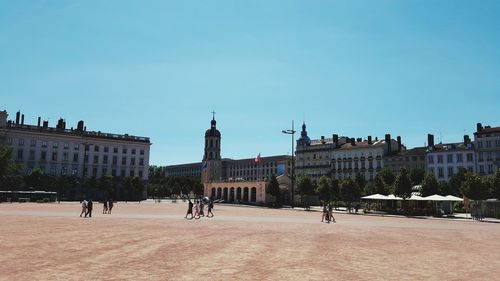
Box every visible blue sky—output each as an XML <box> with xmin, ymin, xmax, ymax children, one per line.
<box><xmin>1</xmin><ymin>1</ymin><xmax>499</xmax><ymax>165</ymax></box>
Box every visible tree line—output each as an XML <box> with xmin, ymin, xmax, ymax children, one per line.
<box><xmin>267</xmin><ymin>167</ymin><xmax>500</xmax><ymax>210</ymax></box>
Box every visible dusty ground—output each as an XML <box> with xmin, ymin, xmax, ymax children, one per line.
<box><xmin>1</xmin><ymin>202</ymin><xmax>499</xmax><ymax>281</ymax></box>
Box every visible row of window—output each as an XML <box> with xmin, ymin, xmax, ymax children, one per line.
<box><xmin>476</xmin><ymin>140</ymin><xmax>500</xmax><ymax>148</ymax></box>
<box><xmin>429</xmin><ymin>166</ymin><xmax>475</xmax><ymax>178</ymax></box>
<box><xmin>16</xmin><ymin>149</ymin><xmax>144</xmax><ymax>165</ymax></box>
<box><xmin>229</xmin><ymin>168</ymin><xmax>278</xmax><ymax>177</ymax></box>
<box><xmin>25</xmin><ymin>166</ymin><xmax>145</xmax><ymax>178</ymax></box>
<box><xmin>477</xmin><ymin>151</ymin><xmax>500</xmax><ymax>162</ymax></box>
<box><xmin>229</xmin><ymin>161</ymin><xmax>285</xmax><ymax>171</ymax></box>
<box><xmin>7</xmin><ymin>138</ymin><xmax>145</xmax><ymax>155</ymax></box>
<box><xmin>428</xmin><ymin>153</ymin><xmax>474</xmax><ymax>164</ymax></box>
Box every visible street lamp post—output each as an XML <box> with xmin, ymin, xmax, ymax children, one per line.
<box><xmin>282</xmin><ymin>121</ymin><xmax>296</xmax><ymax>209</ymax></box>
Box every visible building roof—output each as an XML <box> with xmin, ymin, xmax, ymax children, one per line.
<box><xmin>3</xmin><ymin>123</ymin><xmax>150</xmax><ymax>144</ymax></box>
<box><xmin>427</xmin><ymin>142</ymin><xmax>473</xmax><ymax>152</ymax></box>
<box><xmin>475</xmin><ymin>126</ymin><xmax>500</xmax><ymax>135</ymax></box>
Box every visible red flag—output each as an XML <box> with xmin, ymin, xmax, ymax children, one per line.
<box><xmin>255</xmin><ymin>153</ymin><xmax>261</xmax><ymax>163</ymax></box>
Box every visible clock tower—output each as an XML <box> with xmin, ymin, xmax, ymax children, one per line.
<box><xmin>201</xmin><ymin>112</ymin><xmax>222</xmax><ymax>183</ymax></box>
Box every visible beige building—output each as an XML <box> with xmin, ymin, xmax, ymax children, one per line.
<box><xmin>475</xmin><ymin>123</ymin><xmax>500</xmax><ymax>175</ymax></box>
<box><xmin>384</xmin><ymin>147</ymin><xmax>426</xmax><ymax>173</ymax></box>
<box><xmin>295</xmin><ymin>122</ymin><xmax>402</xmax><ymax>181</ymax></box>
<box><xmin>203</xmin><ymin>175</ymin><xmax>292</xmax><ymax>204</ymax></box>
<box><xmin>0</xmin><ymin>110</ymin><xmax>151</xmax><ymax>180</ymax></box>
<box><xmin>164</xmin><ymin>114</ymin><xmax>293</xmax><ymax>204</ymax></box>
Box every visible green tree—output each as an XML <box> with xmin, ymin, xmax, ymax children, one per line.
<box><xmin>130</xmin><ymin>176</ymin><xmax>145</xmax><ymax>201</ymax></box>
<box><xmin>330</xmin><ymin>178</ymin><xmax>341</xmax><ymax>208</ymax></box>
<box><xmin>0</xmin><ymin>145</ymin><xmax>22</xmax><ymax>190</ymax></box>
<box><xmin>393</xmin><ymin>169</ymin><xmax>412</xmax><ymax>213</ymax></box>
<box><xmin>448</xmin><ymin>169</ymin><xmax>467</xmax><ymax>196</ymax></box>
<box><xmin>492</xmin><ymin>170</ymin><xmax>500</xmax><ymax>200</ymax></box>
<box><xmin>461</xmin><ymin>173</ymin><xmax>489</xmax><ymax>219</ymax></box>
<box><xmin>98</xmin><ymin>174</ymin><xmax>114</xmax><ymax>200</ymax></box>
<box><xmin>24</xmin><ymin>168</ymin><xmax>44</xmax><ymax>189</ymax></box>
<box><xmin>379</xmin><ymin>168</ymin><xmax>396</xmax><ymax>187</ymax></box>
<box><xmin>409</xmin><ymin>167</ymin><xmax>425</xmax><ymax>186</ymax></box>
<box><xmin>420</xmin><ymin>173</ymin><xmax>439</xmax><ymax>197</ymax></box>
<box><xmin>266</xmin><ymin>174</ymin><xmax>281</xmax><ymax>207</ymax></box>
<box><xmin>296</xmin><ymin>175</ymin><xmax>315</xmax><ymax>208</ymax></box>
<box><xmin>374</xmin><ymin>175</ymin><xmax>390</xmax><ymax>195</ymax></box>
<box><xmin>355</xmin><ymin>172</ymin><xmax>366</xmax><ymax>194</ymax></box>
<box><xmin>340</xmin><ymin>178</ymin><xmax>361</xmax><ymax>213</ymax></box>
<box><xmin>316</xmin><ymin>175</ymin><xmax>332</xmax><ymax>202</ymax></box>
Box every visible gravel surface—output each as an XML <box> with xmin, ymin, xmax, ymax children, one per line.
<box><xmin>1</xmin><ymin>202</ymin><xmax>499</xmax><ymax>281</ymax></box>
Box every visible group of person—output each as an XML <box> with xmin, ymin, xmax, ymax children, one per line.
<box><xmin>79</xmin><ymin>199</ymin><xmax>93</xmax><ymax>218</ymax></box>
<box><xmin>185</xmin><ymin>199</ymin><xmax>214</xmax><ymax>219</ymax></box>
<box><xmin>321</xmin><ymin>201</ymin><xmax>336</xmax><ymax>223</ymax></box>
<box><xmin>79</xmin><ymin>199</ymin><xmax>113</xmax><ymax>218</ymax></box>
<box><xmin>102</xmin><ymin>199</ymin><xmax>114</xmax><ymax>214</ymax></box>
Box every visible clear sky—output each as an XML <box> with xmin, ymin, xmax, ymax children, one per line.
<box><xmin>1</xmin><ymin>1</ymin><xmax>499</xmax><ymax>166</ymax></box>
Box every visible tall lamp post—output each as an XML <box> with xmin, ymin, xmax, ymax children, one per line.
<box><xmin>282</xmin><ymin>121</ymin><xmax>296</xmax><ymax>209</ymax></box>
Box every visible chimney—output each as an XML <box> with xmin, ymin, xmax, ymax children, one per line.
<box><xmin>397</xmin><ymin>136</ymin><xmax>402</xmax><ymax>152</ymax></box>
<box><xmin>385</xmin><ymin>134</ymin><xmax>392</xmax><ymax>153</ymax></box>
<box><xmin>332</xmin><ymin>134</ymin><xmax>338</xmax><ymax>148</ymax></box>
<box><xmin>350</xmin><ymin>138</ymin><xmax>355</xmax><ymax>146</ymax></box>
<box><xmin>368</xmin><ymin>136</ymin><xmax>372</xmax><ymax>145</ymax></box>
<box><xmin>15</xmin><ymin>111</ymin><xmax>20</xmax><ymax>125</ymax></box>
<box><xmin>427</xmin><ymin>134</ymin><xmax>435</xmax><ymax>147</ymax></box>
<box><xmin>356</xmin><ymin>137</ymin><xmax>362</xmax><ymax>143</ymax></box>
<box><xmin>321</xmin><ymin>136</ymin><xmax>325</xmax><ymax>144</ymax></box>
<box><xmin>477</xmin><ymin>123</ymin><xmax>483</xmax><ymax>132</ymax></box>
<box><xmin>21</xmin><ymin>114</ymin><xmax>24</xmax><ymax>125</ymax></box>
<box><xmin>77</xmin><ymin>120</ymin><xmax>84</xmax><ymax>131</ymax></box>
<box><xmin>43</xmin><ymin>121</ymin><xmax>48</xmax><ymax>128</ymax></box>
<box><xmin>37</xmin><ymin>117</ymin><xmax>41</xmax><ymax>127</ymax></box>
<box><xmin>375</xmin><ymin>137</ymin><xmax>378</xmax><ymax>141</ymax></box>
<box><xmin>464</xmin><ymin>135</ymin><xmax>470</xmax><ymax>145</ymax></box>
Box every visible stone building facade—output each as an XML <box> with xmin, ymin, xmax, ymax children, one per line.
<box><xmin>295</xmin><ymin>122</ymin><xmax>402</xmax><ymax>181</ymax></box>
<box><xmin>474</xmin><ymin>123</ymin><xmax>500</xmax><ymax>175</ymax></box>
<box><xmin>0</xmin><ymin>110</ymin><xmax>151</xmax><ymax>180</ymax></box>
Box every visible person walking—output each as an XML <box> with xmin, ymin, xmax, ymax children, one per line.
<box><xmin>194</xmin><ymin>200</ymin><xmax>200</xmax><ymax>219</ymax></box>
<box><xmin>207</xmin><ymin>200</ymin><xmax>214</xmax><ymax>218</ymax></box>
<box><xmin>85</xmin><ymin>199</ymin><xmax>93</xmax><ymax>218</ymax></box>
<box><xmin>199</xmin><ymin>200</ymin><xmax>205</xmax><ymax>217</ymax></box>
<box><xmin>80</xmin><ymin>199</ymin><xmax>87</xmax><ymax>217</ymax></box>
<box><xmin>103</xmin><ymin>200</ymin><xmax>108</xmax><ymax>214</ymax></box>
<box><xmin>185</xmin><ymin>200</ymin><xmax>194</xmax><ymax>219</ymax></box>
<box><xmin>108</xmin><ymin>199</ymin><xmax>114</xmax><ymax>214</ymax></box>
<box><xmin>328</xmin><ymin>202</ymin><xmax>336</xmax><ymax>223</ymax></box>
<box><xmin>321</xmin><ymin>202</ymin><xmax>328</xmax><ymax>223</ymax></box>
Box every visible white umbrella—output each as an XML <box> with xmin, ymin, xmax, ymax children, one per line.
<box><xmin>361</xmin><ymin>194</ymin><xmax>388</xmax><ymax>200</ymax></box>
<box><xmin>445</xmin><ymin>195</ymin><xmax>463</xmax><ymax>202</ymax></box>
<box><xmin>386</xmin><ymin>194</ymin><xmax>403</xmax><ymax>200</ymax></box>
<box><xmin>409</xmin><ymin>194</ymin><xmax>426</xmax><ymax>201</ymax></box>
<box><xmin>422</xmin><ymin>194</ymin><xmax>448</xmax><ymax>201</ymax></box>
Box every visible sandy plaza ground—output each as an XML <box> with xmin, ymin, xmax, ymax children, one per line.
<box><xmin>1</xmin><ymin>201</ymin><xmax>500</xmax><ymax>281</ymax></box>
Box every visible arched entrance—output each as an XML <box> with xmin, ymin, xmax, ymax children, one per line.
<box><xmin>217</xmin><ymin>187</ymin><xmax>222</xmax><ymax>199</ymax></box>
<box><xmin>236</xmin><ymin>187</ymin><xmax>242</xmax><ymax>202</ymax></box>
<box><xmin>223</xmin><ymin>188</ymin><xmax>228</xmax><ymax>201</ymax></box>
<box><xmin>243</xmin><ymin>187</ymin><xmax>249</xmax><ymax>202</ymax></box>
<box><xmin>250</xmin><ymin>187</ymin><xmax>257</xmax><ymax>202</ymax></box>
<box><xmin>229</xmin><ymin>187</ymin><xmax>235</xmax><ymax>202</ymax></box>
<box><xmin>211</xmin><ymin>188</ymin><xmax>216</xmax><ymax>198</ymax></box>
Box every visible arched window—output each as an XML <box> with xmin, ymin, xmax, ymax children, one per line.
<box><xmin>209</xmin><ymin>152</ymin><xmax>213</xmax><ymax>159</ymax></box>
<box><xmin>243</xmin><ymin>187</ymin><xmax>249</xmax><ymax>202</ymax></box>
<box><xmin>250</xmin><ymin>187</ymin><xmax>257</xmax><ymax>202</ymax></box>
<box><xmin>210</xmin><ymin>139</ymin><xmax>213</xmax><ymax>148</ymax></box>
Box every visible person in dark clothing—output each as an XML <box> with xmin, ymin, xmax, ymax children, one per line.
<box><xmin>103</xmin><ymin>200</ymin><xmax>108</xmax><ymax>214</ymax></box>
<box><xmin>207</xmin><ymin>200</ymin><xmax>214</xmax><ymax>218</ymax></box>
<box><xmin>185</xmin><ymin>200</ymin><xmax>194</xmax><ymax>219</ymax></box>
<box><xmin>108</xmin><ymin>199</ymin><xmax>114</xmax><ymax>214</ymax></box>
<box><xmin>85</xmin><ymin>199</ymin><xmax>93</xmax><ymax>218</ymax></box>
